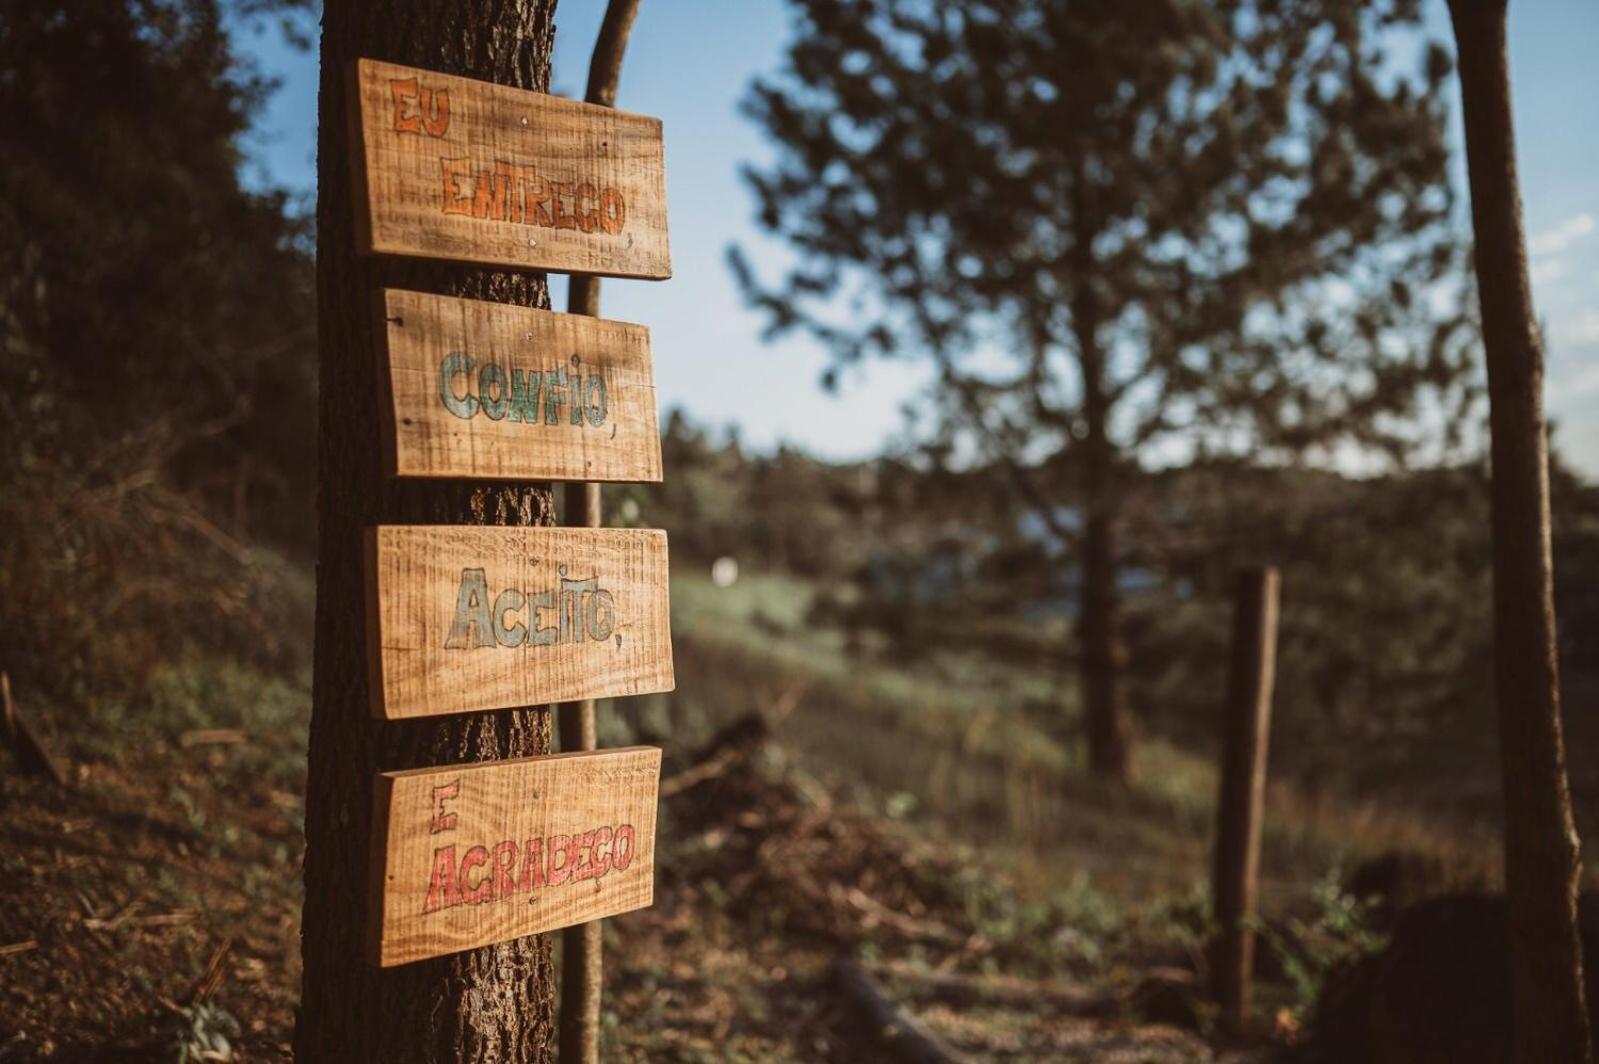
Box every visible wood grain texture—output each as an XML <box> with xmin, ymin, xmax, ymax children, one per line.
<box><xmin>348</xmin><ymin>58</ymin><xmax>670</xmax><ymax>278</ymax></box>
<box><xmin>367</xmin><ymin>525</ymin><xmax>674</xmax><ymax>719</ymax></box>
<box><xmin>370</xmin><ymin>746</ymin><xmax>661</xmax><ymax>967</ymax></box>
<box><xmin>378</xmin><ymin>288</ymin><xmax>662</xmax><ymax>483</ymax></box>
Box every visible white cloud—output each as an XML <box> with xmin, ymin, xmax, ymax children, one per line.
<box><xmin>1530</xmin><ymin>213</ymin><xmax>1595</xmax><ymax>257</ymax></box>
<box><xmin>1551</xmin><ymin>309</ymin><xmax>1599</xmax><ymax>348</ymax></box>
<box><xmin>1561</xmin><ymin>361</ymin><xmax>1599</xmax><ymax>397</ymax></box>
<box><xmin>1532</xmin><ymin>258</ymin><xmax>1568</xmax><ymax>284</ymax></box>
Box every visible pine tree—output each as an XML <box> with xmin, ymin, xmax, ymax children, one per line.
<box><xmin>734</xmin><ymin>0</ymin><xmax>1475</xmax><ymax>778</ymax></box>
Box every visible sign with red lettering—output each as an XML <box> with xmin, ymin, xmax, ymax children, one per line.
<box><xmin>347</xmin><ymin>58</ymin><xmax>670</xmax><ymax>279</ymax></box>
<box><xmin>369</xmin><ymin>746</ymin><xmax>661</xmax><ymax>967</ymax></box>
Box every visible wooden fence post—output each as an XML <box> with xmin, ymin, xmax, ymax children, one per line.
<box><xmin>1211</xmin><ymin>566</ymin><xmax>1279</xmax><ymax>1032</ymax></box>
<box><xmin>560</xmin><ymin>4</ymin><xmax>643</xmax><ymax>1061</ymax></box>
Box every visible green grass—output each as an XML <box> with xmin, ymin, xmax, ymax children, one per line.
<box><xmin>661</xmin><ymin>568</ymin><xmax>1493</xmax><ymax>914</ymax></box>
<box><xmin>12</xmin><ymin>562</ymin><xmax>1493</xmax><ymax>990</ymax></box>
<box><xmin>50</xmin><ymin>654</ymin><xmax>312</xmax><ymax>795</ymax></box>
<box><xmin>649</xmin><ymin>566</ymin><xmax>1511</xmax><ymax>1015</ymax></box>
<box><xmin>669</xmin><ymin>570</ymin><xmax>1073</xmax><ymax>772</ymax></box>
<box><xmin>24</xmin><ymin>561</ymin><xmax>1488</xmax><ymax>920</ymax></box>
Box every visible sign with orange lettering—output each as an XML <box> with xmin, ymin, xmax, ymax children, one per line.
<box><xmin>347</xmin><ymin>58</ymin><xmax>670</xmax><ymax>279</ymax></box>
<box><xmin>369</xmin><ymin>746</ymin><xmax>661</xmax><ymax>967</ymax></box>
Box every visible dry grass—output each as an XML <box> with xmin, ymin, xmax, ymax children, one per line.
<box><xmin>1</xmin><ymin>565</ymin><xmax>1568</xmax><ymax>1059</ymax></box>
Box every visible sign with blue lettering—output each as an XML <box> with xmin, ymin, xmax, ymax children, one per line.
<box><xmin>378</xmin><ymin>288</ymin><xmax>663</xmax><ymax>483</ymax></box>
<box><xmin>365</xmin><ymin>524</ymin><xmax>674</xmax><ymax>719</ymax></box>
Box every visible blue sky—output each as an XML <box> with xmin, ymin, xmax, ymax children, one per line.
<box><xmin>235</xmin><ymin>0</ymin><xmax>1598</xmax><ymax>477</ymax></box>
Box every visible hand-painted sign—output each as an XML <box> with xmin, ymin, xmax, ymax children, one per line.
<box><xmin>369</xmin><ymin>746</ymin><xmax>661</xmax><ymax>967</ymax></box>
<box><xmin>377</xmin><ymin>288</ymin><xmax>663</xmax><ymax>483</ymax></box>
<box><xmin>347</xmin><ymin>58</ymin><xmax>670</xmax><ymax>279</ymax></box>
<box><xmin>366</xmin><ymin>525</ymin><xmax>674</xmax><ymax>719</ymax></box>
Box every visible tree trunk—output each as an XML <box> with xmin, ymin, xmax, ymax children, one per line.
<box><xmin>1448</xmin><ymin>2</ymin><xmax>1592</xmax><ymax>1061</ymax></box>
<box><xmin>296</xmin><ymin>3</ymin><xmax>561</xmax><ymax>1060</ymax></box>
<box><xmin>1075</xmin><ymin>301</ymin><xmax>1131</xmax><ymax>781</ymax></box>
<box><xmin>1080</xmin><ymin>496</ymin><xmax>1130</xmax><ymax>779</ymax></box>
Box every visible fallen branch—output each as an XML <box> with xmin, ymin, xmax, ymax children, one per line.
<box><xmin>765</xmin><ymin>681</ymin><xmax>807</xmax><ymax>727</ymax></box>
<box><xmin>832</xmin><ymin>959</ymin><xmax>971</xmax><ymax>1064</ymax></box>
<box><xmin>833</xmin><ymin>885</ymin><xmax>971</xmax><ymax>948</ymax></box>
<box><xmin>82</xmin><ymin>901</ymin><xmax>143</xmax><ymax>932</ymax></box>
<box><xmin>0</xmin><ymin>940</ymin><xmax>38</xmax><ymax>957</ymax></box>
<box><xmin>659</xmin><ymin>685</ymin><xmax>807</xmax><ymax>799</ymax></box>
<box><xmin>84</xmin><ymin>910</ymin><xmax>195</xmax><ymax>931</ymax></box>
<box><xmin>180</xmin><ymin>728</ymin><xmax>246</xmax><ymax>749</ymax></box>
<box><xmin>187</xmin><ymin>938</ymin><xmax>234</xmax><ymax>1004</ymax></box>
<box><xmin>660</xmin><ymin>743</ymin><xmax>756</xmax><ymax>798</ymax></box>
<box><xmin>660</xmin><ymin>713</ymin><xmax>769</xmax><ymax>799</ymax></box>
<box><xmin>1</xmin><ymin>673</ymin><xmax>68</xmax><ymax>788</ymax></box>
<box><xmin>135</xmin><ymin>911</ymin><xmax>195</xmax><ymax>928</ymax></box>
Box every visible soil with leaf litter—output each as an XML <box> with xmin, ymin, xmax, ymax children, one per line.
<box><xmin>1</xmin><ymin>717</ymin><xmax>1268</xmax><ymax>1061</ymax></box>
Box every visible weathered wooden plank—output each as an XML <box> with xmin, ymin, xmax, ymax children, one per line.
<box><xmin>366</xmin><ymin>525</ymin><xmax>674</xmax><ymax>719</ymax></box>
<box><xmin>377</xmin><ymin>289</ymin><xmax>662</xmax><ymax>483</ymax></box>
<box><xmin>369</xmin><ymin>746</ymin><xmax>661</xmax><ymax>967</ymax></box>
<box><xmin>347</xmin><ymin>58</ymin><xmax>670</xmax><ymax>278</ymax></box>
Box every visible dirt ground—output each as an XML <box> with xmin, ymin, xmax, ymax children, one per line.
<box><xmin>1</xmin><ymin>721</ymin><xmax>1269</xmax><ymax>1062</ymax></box>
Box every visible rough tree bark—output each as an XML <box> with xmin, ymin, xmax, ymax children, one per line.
<box><xmin>1448</xmin><ymin>1</ymin><xmax>1593</xmax><ymax>1060</ymax></box>
<box><xmin>296</xmin><ymin>2</ymin><xmax>561</xmax><ymax>1060</ymax></box>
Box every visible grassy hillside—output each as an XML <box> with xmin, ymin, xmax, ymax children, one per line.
<box><xmin>659</xmin><ymin>568</ymin><xmax>1498</xmax><ymax>895</ymax></box>
<box><xmin>1</xmin><ymin>559</ymin><xmax>1580</xmax><ymax>1057</ymax></box>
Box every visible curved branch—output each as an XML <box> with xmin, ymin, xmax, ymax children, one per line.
<box><xmin>568</xmin><ymin>0</ymin><xmax>643</xmax><ymax>318</ymax></box>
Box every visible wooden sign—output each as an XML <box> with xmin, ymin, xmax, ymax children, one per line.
<box><xmin>377</xmin><ymin>288</ymin><xmax>663</xmax><ymax>483</ymax></box>
<box><xmin>347</xmin><ymin>58</ymin><xmax>670</xmax><ymax>278</ymax></box>
<box><xmin>369</xmin><ymin>746</ymin><xmax>661</xmax><ymax>967</ymax></box>
<box><xmin>366</xmin><ymin>525</ymin><xmax>673</xmax><ymax>719</ymax></box>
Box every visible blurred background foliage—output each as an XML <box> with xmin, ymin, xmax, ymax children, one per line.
<box><xmin>2</xmin><ymin>0</ymin><xmax>1598</xmax><ymax>1054</ymax></box>
<box><xmin>2</xmin><ymin>0</ymin><xmax>1596</xmax><ymax>827</ymax></box>
<box><xmin>620</xmin><ymin>421</ymin><xmax>1599</xmax><ymax>820</ymax></box>
<box><xmin>0</xmin><ymin>0</ymin><xmax>316</xmax><ymax>703</ymax></box>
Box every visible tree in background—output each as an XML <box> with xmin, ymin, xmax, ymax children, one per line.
<box><xmin>1126</xmin><ymin>462</ymin><xmax>1496</xmax><ymax>782</ymax></box>
<box><xmin>734</xmin><ymin>0</ymin><xmax>1476</xmax><ymax>779</ymax></box>
<box><xmin>0</xmin><ymin>0</ymin><xmax>316</xmax><ymax>700</ymax></box>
